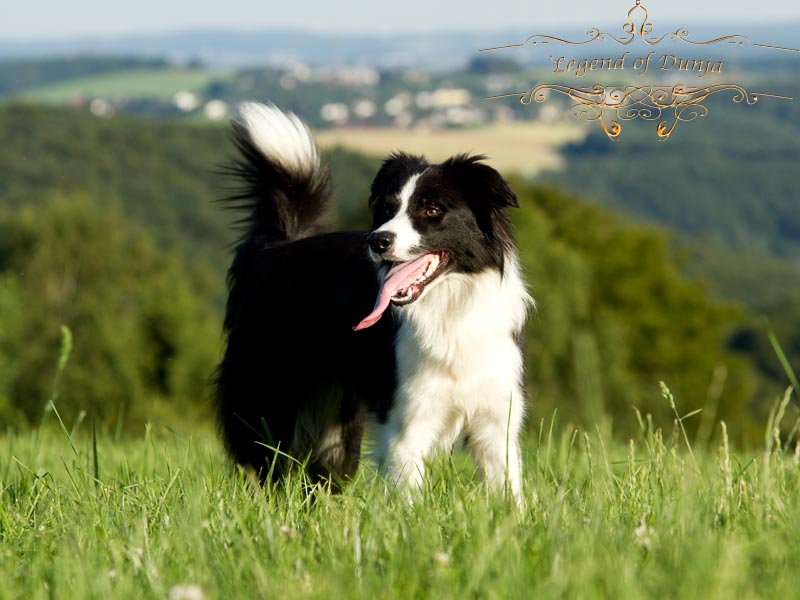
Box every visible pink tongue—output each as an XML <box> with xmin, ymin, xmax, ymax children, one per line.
<box><xmin>353</xmin><ymin>254</ymin><xmax>437</xmax><ymax>331</ymax></box>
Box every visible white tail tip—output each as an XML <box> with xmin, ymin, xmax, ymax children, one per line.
<box><xmin>237</xmin><ymin>102</ymin><xmax>319</xmax><ymax>177</ymax></box>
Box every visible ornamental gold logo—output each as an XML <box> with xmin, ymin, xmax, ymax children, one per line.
<box><xmin>481</xmin><ymin>0</ymin><xmax>799</xmax><ymax>140</ymax></box>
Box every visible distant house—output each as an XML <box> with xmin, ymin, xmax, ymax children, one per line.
<box><xmin>320</xmin><ymin>103</ymin><xmax>350</xmax><ymax>125</ymax></box>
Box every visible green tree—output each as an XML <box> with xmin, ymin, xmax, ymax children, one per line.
<box><xmin>0</xmin><ymin>197</ymin><xmax>220</xmax><ymax>429</ymax></box>
<box><xmin>512</xmin><ymin>185</ymin><xmax>759</xmax><ymax>441</ymax></box>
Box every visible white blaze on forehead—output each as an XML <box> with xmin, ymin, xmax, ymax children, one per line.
<box><xmin>375</xmin><ymin>172</ymin><xmax>424</xmax><ymax>261</ymax></box>
<box><xmin>398</xmin><ymin>172</ymin><xmax>422</xmax><ymax>207</ymax></box>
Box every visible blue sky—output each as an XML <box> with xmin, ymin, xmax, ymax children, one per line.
<box><xmin>4</xmin><ymin>0</ymin><xmax>800</xmax><ymax>39</ymax></box>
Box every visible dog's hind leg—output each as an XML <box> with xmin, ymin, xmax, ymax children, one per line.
<box><xmin>306</xmin><ymin>410</ymin><xmax>366</xmax><ymax>490</ymax></box>
<box><xmin>293</xmin><ymin>386</ymin><xmax>367</xmax><ymax>490</ymax></box>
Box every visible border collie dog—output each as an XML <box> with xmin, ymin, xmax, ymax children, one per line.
<box><xmin>215</xmin><ymin>103</ymin><xmax>531</xmax><ymax>501</ymax></box>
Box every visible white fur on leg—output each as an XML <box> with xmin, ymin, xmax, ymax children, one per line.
<box><xmin>388</xmin><ymin>417</ymin><xmax>439</xmax><ymax>490</ymax></box>
<box><xmin>385</xmin><ymin>375</ymin><xmax>466</xmax><ymax>492</ymax></box>
<box><xmin>466</xmin><ymin>405</ymin><xmax>524</xmax><ymax>507</ymax></box>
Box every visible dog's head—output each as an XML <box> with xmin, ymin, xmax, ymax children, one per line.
<box><xmin>353</xmin><ymin>152</ymin><xmax>518</xmax><ymax>331</ymax></box>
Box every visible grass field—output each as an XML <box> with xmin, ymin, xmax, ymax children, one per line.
<box><xmin>17</xmin><ymin>69</ymin><xmax>227</xmax><ymax>102</ymax></box>
<box><xmin>314</xmin><ymin>123</ymin><xmax>586</xmax><ymax>177</ymax></box>
<box><xmin>2</xmin><ymin>385</ymin><xmax>799</xmax><ymax>599</ymax></box>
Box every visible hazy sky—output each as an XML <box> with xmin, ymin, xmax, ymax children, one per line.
<box><xmin>4</xmin><ymin>0</ymin><xmax>800</xmax><ymax>40</ymax></box>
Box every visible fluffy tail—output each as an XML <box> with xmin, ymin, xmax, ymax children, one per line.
<box><xmin>224</xmin><ymin>102</ymin><xmax>331</xmax><ymax>243</ymax></box>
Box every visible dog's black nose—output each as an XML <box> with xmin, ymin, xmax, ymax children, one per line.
<box><xmin>368</xmin><ymin>231</ymin><xmax>395</xmax><ymax>254</ymax></box>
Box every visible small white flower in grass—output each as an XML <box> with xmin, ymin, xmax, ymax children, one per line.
<box><xmin>169</xmin><ymin>585</ymin><xmax>205</xmax><ymax>600</ymax></box>
<box><xmin>108</xmin><ymin>569</ymin><xmax>117</xmax><ymax>579</ymax></box>
<box><xmin>294</xmin><ymin>559</ymin><xmax>305</xmax><ymax>576</ymax></box>
<box><xmin>434</xmin><ymin>552</ymin><xmax>450</xmax><ymax>567</ymax></box>
<box><xmin>634</xmin><ymin>520</ymin><xmax>656</xmax><ymax>551</ymax></box>
<box><xmin>280</xmin><ymin>525</ymin><xmax>297</xmax><ymax>540</ymax></box>
<box><xmin>128</xmin><ymin>547</ymin><xmax>144</xmax><ymax>570</ymax></box>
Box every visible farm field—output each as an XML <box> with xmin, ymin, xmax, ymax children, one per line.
<box><xmin>315</xmin><ymin>123</ymin><xmax>586</xmax><ymax>177</ymax></box>
<box><xmin>15</xmin><ymin>68</ymin><xmax>228</xmax><ymax>102</ymax></box>
<box><xmin>3</xmin><ymin>389</ymin><xmax>799</xmax><ymax>599</ymax></box>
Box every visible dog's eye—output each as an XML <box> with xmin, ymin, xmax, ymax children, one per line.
<box><xmin>424</xmin><ymin>205</ymin><xmax>442</xmax><ymax>218</ymax></box>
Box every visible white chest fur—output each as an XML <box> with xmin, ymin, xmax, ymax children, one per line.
<box><xmin>379</xmin><ymin>257</ymin><xmax>532</xmax><ymax>503</ymax></box>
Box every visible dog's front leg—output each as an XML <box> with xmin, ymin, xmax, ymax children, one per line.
<box><xmin>386</xmin><ymin>415</ymin><xmax>442</xmax><ymax>491</ymax></box>
<box><xmin>466</xmin><ymin>400</ymin><xmax>524</xmax><ymax>507</ymax></box>
<box><xmin>383</xmin><ymin>387</ymin><xmax>462</xmax><ymax>494</ymax></box>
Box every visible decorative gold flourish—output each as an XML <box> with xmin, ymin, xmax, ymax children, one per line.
<box><xmin>480</xmin><ymin>1</ymin><xmax>798</xmax><ymax>141</ymax></box>
<box><xmin>753</xmin><ymin>43</ymin><xmax>800</xmax><ymax>53</ymax></box>
<box><xmin>492</xmin><ymin>84</ymin><xmax>789</xmax><ymax>140</ymax></box>
<box><xmin>479</xmin><ymin>0</ymin><xmax>800</xmax><ymax>53</ymax></box>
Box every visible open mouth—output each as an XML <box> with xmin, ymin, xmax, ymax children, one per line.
<box><xmin>388</xmin><ymin>251</ymin><xmax>447</xmax><ymax>306</ymax></box>
<box><xmin>353</xmin><ymin>251</ymin><xmax>447</xmax><ymax>331</ymax></box>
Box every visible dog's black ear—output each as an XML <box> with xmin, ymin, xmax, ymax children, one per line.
<box><xmin>439</xmin><ymin>154</ymin><xmax>518</xmax><ymax>209</ymax></box>
<box><xmin>369</xmin><ymin>152</ymin><xmax>429</xmax><ymax>208</ymax></box>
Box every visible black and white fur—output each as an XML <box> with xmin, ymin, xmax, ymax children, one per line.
<box><xmin>214</xmin><ymin>103</ymin><xmax>531</xmax><ymax>501</ymax></box>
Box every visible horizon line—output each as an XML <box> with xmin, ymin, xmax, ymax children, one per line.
<box><xmin>1</xmin><ymin>19</ymin><xmax>800</xmax><ymax>45</ymax></box>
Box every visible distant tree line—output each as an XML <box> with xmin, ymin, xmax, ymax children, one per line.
<box><xmin>0</xmin><ymin>57</ymin><xmax>169</xmax><ymax>97</ymax></box>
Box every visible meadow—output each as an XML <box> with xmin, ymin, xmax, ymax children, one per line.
<box><xmin>314</xmin><ymin>122</ymin><xmax>585</xmax><ymax>177</ymax></box>
<box><xmin>16</xmin><ymin>68</ymin><xmax>227</xmax><ymax>102</ymax></box>
<box><xmin>3</xmin><ymin>381</ymin><xmax>799</xmax><ymax>599</ymax></box>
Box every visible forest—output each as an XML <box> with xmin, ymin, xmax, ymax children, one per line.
<box><xmin>547</xmin><ymin>84</ymin><xmax>800</xmax><ymax>259</ymax></box>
